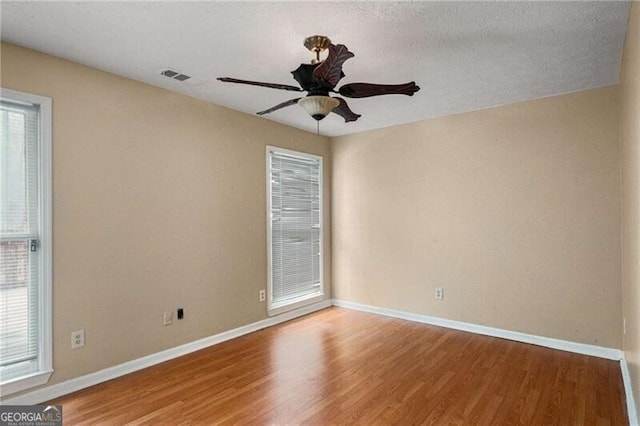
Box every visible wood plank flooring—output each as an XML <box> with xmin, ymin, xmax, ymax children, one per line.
<box><xmin>49</xmin><ymin>307</ymin><xmax>628</xmax><ymax>425</ymax></box>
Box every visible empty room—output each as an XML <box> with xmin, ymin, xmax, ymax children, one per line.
<box><xmin>0</xmin><ymin>1</ymin><xmax>639</xmax><ymax>424</ymax></box>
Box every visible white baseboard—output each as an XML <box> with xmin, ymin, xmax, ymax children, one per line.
<box><xmin>621</xmin><ymin>357</ymin><xmax>639</xmax><ymax>425</ymax></box>
<box><xmin>332</xmin><ymin>299</ymin><xmax>640</xmax><ymax>423</ymax></box>
<box><xmin>1</xmin><ymin>299</ymin><xmax>332</xmax><ymax>405</ymax></box>
<box><xmin>332</xmin><ymin>299</ymin><xmax>624</xmax><ymax>360</ymax></box>
<box><xmin>4</xmin><ymin>297</ymin><xmax>636</xmax><ymax>424</ymax></box>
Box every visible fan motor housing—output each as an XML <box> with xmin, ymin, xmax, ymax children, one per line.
<box><xmin>291</xmin><ymin>63</ymin><xmax>333</xmax><ymax>96</ymax></box>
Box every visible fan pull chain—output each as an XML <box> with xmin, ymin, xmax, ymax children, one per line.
<box><xmin>316</xmin><ymin>121</ymin><xmax>319</xmax><ymax>135</ymax></box>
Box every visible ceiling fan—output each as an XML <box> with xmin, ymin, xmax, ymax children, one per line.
<box><xmin>217</xmin><ymin>35</ymin><xmax>420</xmax><ymax>123</ymax></box>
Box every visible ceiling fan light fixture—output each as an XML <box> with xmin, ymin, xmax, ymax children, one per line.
<box><xmin>218</xmin><ymin>36</ymin><xmax>419</xmax><ymax>124</ymax></box>
<box><xmin>298</xmin><ymin>96</ymin><xmax>340</xmax><ymax>121</ymax></box>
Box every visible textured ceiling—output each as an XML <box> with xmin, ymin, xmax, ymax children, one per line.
<box><xmin>0</xmin><ymin>1</ymin><xmax>631</xmax><ymax>137</ymax></box>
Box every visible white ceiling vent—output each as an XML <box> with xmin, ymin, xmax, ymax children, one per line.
<box><xmin>161</xmin><ymin>69</ymin><xmax>191</xmax><ymax>81</ymax></box>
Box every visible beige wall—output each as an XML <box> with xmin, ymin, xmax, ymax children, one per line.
<box><xmin>621</xmin><ymin>2</ymin><xmax>640</xmax><ymax>420</ymax></box>
<box><xmin>0</xmin><ymin>42</ymin><xmax>332</xmax><ymax>391</ymax></box>
<box><xmin>0</xmin><ymin>27</ymin><xmax>630</xmax><ymax>401</ymax></box>
<box><xmin>332</xmin><ymin>86</ymin><xmax>621</xmax><ymax>348</ymax></box>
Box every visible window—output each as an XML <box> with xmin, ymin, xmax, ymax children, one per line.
<box><xmin>267</xmin><ymin>147</ymin><xmax>323</xmax><ymax>315</ymax></box>
<box><xmin>0</xmin><ymin>88</ymin><xmax>52</xmax><ymax>395</ymax></box>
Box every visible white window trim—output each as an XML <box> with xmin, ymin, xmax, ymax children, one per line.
<box><xmin>0</xmin><ymin>88</ymin><xmax>53</xmax><ymax>396</ymax></box>
<box><xmin>266</xmin><ymin>146</ymin><xmax>324</xmax><ymax>317</ymax></box>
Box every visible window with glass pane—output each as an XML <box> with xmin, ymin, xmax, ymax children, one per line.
<box><xmin>267</xmin><ymin>147</ymin><xmax>323</xmax><ymax>314</ymax></box>
<box><xmin>0</xmin><ymin>98</ymin><xmax>45</xmax><ymax>385</ymax></box>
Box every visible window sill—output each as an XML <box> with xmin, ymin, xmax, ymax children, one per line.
<box><xmin>268</xmin><ymin>293</ymin><xmax>324</xmax><ymax>317</ymax></box>
<box><xmin>0</xmin><ymin>369</ymin><xmax>53</xmax><ymax>397</ymax></box>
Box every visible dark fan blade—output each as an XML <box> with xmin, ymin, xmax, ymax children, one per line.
<box><xmin>256</xmin><ymin>98</ymin><xmax>302</xmax><ymax>116</ymax></box>
<box><xmin>338</xmin><ymin>82</ymin><xmax>420</xmax><ymax>98</ymax></box>
<box><xmin>312</xmin><ymin>44</ymin><xmax>354</xmax><ymax>89</ymax></box>
<box><xmin>291</xmin><ymin>63</ymin><xmax>319</xmax><ymax>91</ymax></box>
<box><xmin>332</xmin><ymin>97</ymin><xmax>361</xmax><ymax>123</ymax></box>
<box><xmin>217</xmin><ymin>77</ymin><xmax>302</xmax><ymax>92</ymax></box>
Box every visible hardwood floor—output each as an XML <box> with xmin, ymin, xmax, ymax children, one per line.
<box><xmin>49</xmin><ymin>307</ymin><xmax>628</xmax><ymax>425</ymax></box>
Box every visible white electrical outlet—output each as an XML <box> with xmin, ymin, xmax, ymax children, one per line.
<box><xmin>259</xmin><ymin>289</ymin><xmax>266</xmax><ymax>302</ymax></box>
<box><xmin>163</xmin><ymin>311</ymin><xmax>173</xmax><ymax>326</ymax></box>
<box><xmin>71</xmin><ymin>329</ymin><xmax>85</xmax><ymax>349</ymax></box>
<box><xmin>434</xmin><ymin>288</ymin><xmax>444</xmax><ymax>300</ymax></box>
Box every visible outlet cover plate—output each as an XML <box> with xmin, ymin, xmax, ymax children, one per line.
<box><xmin>163</xmin><ymin>311</ymin><xmax>173</xmax><ymax>326</ymax></box>
<box><xmin>71</xmin><ymin>329</ymin><xmax>85</xmax><ymax>349</ymax></box>
<box><xmin>434</xmin><ymin>288</ymin><xmax>444</xmax><ymax>300</ymax></box>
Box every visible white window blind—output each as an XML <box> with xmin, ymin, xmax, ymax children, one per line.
<box><xmin>267</xmin><ymin>147</ymin><xmax>323</xmax><ymax>313</ymax></box>
<box><xmin>0</xmin><ymin>98</ymin><xmax>44</xmax><ymax>385</ymax></box>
